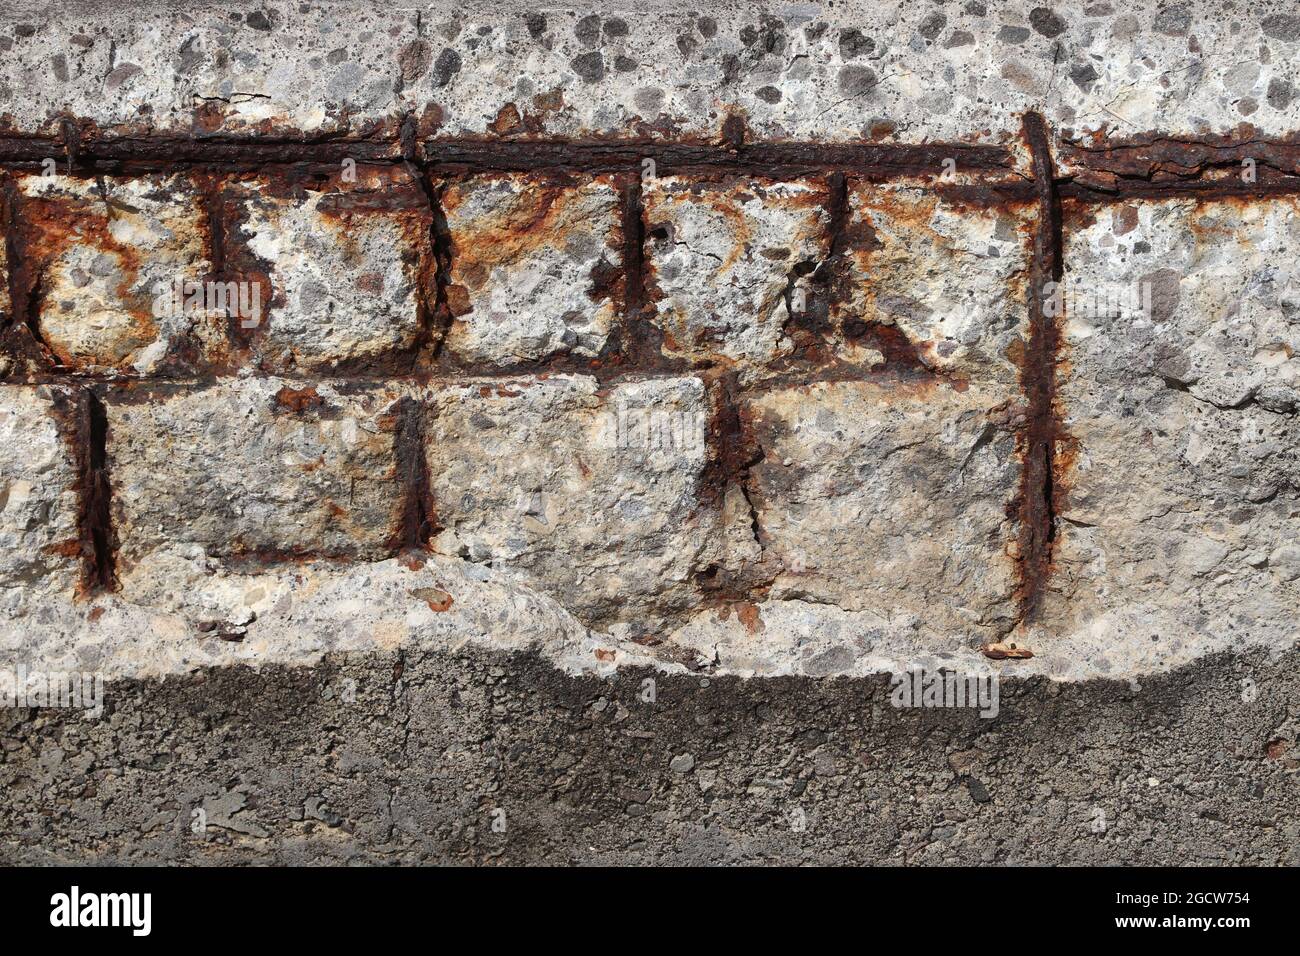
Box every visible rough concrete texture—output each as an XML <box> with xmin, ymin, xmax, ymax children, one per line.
<box><xmin>441</xmin><ymin>173</ymin><xmax>625</xmax><ymax>366</ymax></box>
<box><xmin>836</xmin><ymin>182</ymin><xmax>1034</xmax><ymax>385</ymax></box>
<box><xmin>0</xmin><ymin>387</ymin><xmax>80</xmax><ymax>595</ymax></box>
<box><xmin>233</xmin><ymin>166</ymin><xmax>433</xmax><ymax>372</ymax></box>
<box><xmin>106</xmin><ymin>378</ymin><xmax>406</xmax><ymax>570</ymax></box>
<box><xmin>1030</xmin><ymin>197</ymin><xmax>1300</xmax><ymax>672</ymax></box>
<box><xmin>425</xmin><ymin>375</ymin><xmax>745</xmax><ymax>629</ymax></box>
<box><xmin>743</xmin><ymin>380</ymin><xmax>1020</xmax><ymax>639</ymax></box>
<box><xmin>3</xmin><ymin>644</ymin><xmax>1299</xmax><ymax>865</ymax></box>
<box><xmin>15</xmin><ymin>173</ymin><xmax>216</xmax><ymax>375</ymax></box>
<box><xmin>4</xmin><ymin>0</ymin><xmax>1300</xmax><ymax>141</ymax></box>
<box><xmin>645</xmin><ymin>175</ymin><xmax>830</xmax><ymax>372</ymax></box>
<box><xmin>3</xmin><ymin>1</ymin><xmax>1300</xmax><ymax>865</ymax></box>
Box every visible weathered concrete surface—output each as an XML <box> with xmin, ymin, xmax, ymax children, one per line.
<box><xmin>425</xmin><ymin>375</ymin><xmax>745</xmax><ymax>630</ymax></box>
<box><xmin>2</xmin><ymin>642</ymin><xmax>1298</xmax><ymax>865</ymax></box>
<box><xmin>741</xmin><ymin>380</ymin><xmax>1020</xmax><ymax>641</ymax></box>
<box><xmin>1024</xmin><ymin>196</ymin><xmax>1300</xmax><ymax>672</ymax></box>
<box><xmin>836</xmin><ymin>182</ymin><xmax>1034</xmax><ymax>384</ymax></box>
<box><xmin>645</xmin><ymin>175</ymin><xmax>830</xmax><ymax>372</ymax></box>
<box><xmin>3</xmin><ymin>0</ymin><xmax>1300</xmax><ymax>866</ymax></box>
<box><xmin>4</xmin><ymin>0</ymin><xmax>1300</xmax><ymax>142</ymax></box>
<box><xmin>15</xmin><ymin>174</ymin><xmax>216</xmax><ymax>375</ymax></box>
<box><xmin>233</xmin><ymin>166</ymin><xmax>433</xmax><ymax>373</ymax></box>
<box><xmin>440</xmin><ymin>173</ymin><xmax>624</xmax><ymax>365</ymax></box>
<box><xmin>107</xmin><ymin>378</ymin><xmax>406</xmax><ymax>570</ymax></box>
<box><xmin>0</xmin><ymin>387</ymin><xmax>80</xmax><ymax>597</ymax></box>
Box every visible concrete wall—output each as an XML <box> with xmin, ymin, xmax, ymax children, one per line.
<box><xmin>1</xmin><ymin>0</ymin><xmax>1298</xmax><ymax>864</ymax></box>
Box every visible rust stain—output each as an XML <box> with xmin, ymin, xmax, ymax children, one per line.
<box><xmin>412</xmin><ymin>586</ymin><xmax>454</xmax><ymax>612</ymax></box>
<box><xmin>0</xmin><ymin>174</ymin><xmax>59</xmax><ymax>371</ymax></box>
<box><xmin>1063</xmin><ymin>128</ymin><xmax>1300</xmax><ymax>178</ymax></box>
<box><xmin>2</xmin><ymin>122</ymin><xmax>1283</xmax><ymax>386</ymax></box>
<box><xmin>774</xmin><ymin>171</ymin><xmax>848</xmax><ymax>369</ymax></box>
<box><xmin>255</xmin><ymin>166</ymin><xmax>435</xmax><ymax>375</ymax></box>
<box><xmin>13</xmin><ymin>175</ymin><xmax>158</xmax><ymax>370</ymax></box>
<box><xmin>49</xmin><ymin>386</ymin><xmax>117</xmax><ymax>596</ymax></box>
<box><xmin>439</xmin><ymin>170</ymin><xmax>577</xmax><ymax>333</ymax></box>
<box><xmin>737</xmin><ymin>601</ymin><xmax>765</xmax><ymax>635</ymax></box>
<box><xmin>981</xmin><ymin>640</ymin><xmax>1034</xmax><ymax>660</ymax></box>
<box><xmin>691</xmin><ymin>371</ymin><xmax>779</xmax><ymax>605</ymax></box>
<box><xmin>1014</xmin><ymin>112</ymin><xmax>1067</xmax><ymax>625</ymax></box>
<box><xmin>387</xmin><ymin>395</ymin><xmax>438</xmax><ymax>553</ymax></box>
<box><xmin>272</xmin><ymin>385</ymin><xmax>326</xmax><ymax>413</ymax></box>
<box><xmin>1060</xmin><ymin>129</ymin><xmax>1300</xmax><ymax>200</ymax></box>
<box><xmin>198</xmin><ymin>172</ymin><xmax>273</xmax><ymax>360</ymax></box>
<box><xmin>488</xmin><ymin>103</ymin><xmax>524</xmax><ymax>137</ymax></box>
<box><xmin>432</xmin><ymin>169</ymin><xmax>635</xmax><ymax>376</ymax></box>
<box><xmin>699</xmin><ymin>370</ymin><xmax>762</xmax><ymax>509</ymax></box>
<box><xmin>804</xmin><ymin>176</ymin><xmax>977</xmax><ymax>383</ymax></box>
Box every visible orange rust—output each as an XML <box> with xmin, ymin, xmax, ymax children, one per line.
<box><xmin>387</xmin><ymin>395</ymin><xmax>438</xmax><ymax>553</ymax></box>
<box><xmin>736</xmin><ymin>601</ymin><xmax>765</xmax><ymax>635</ymax></box>
<box><xmin>786</xmin><ymin>174</ymin><xmax>953</xmax><ymax>382</ymax></box>
<box><xmin>520</xmin><ymin>89</ymin><xmax>566</xmax><ymax>135</ymax></box>
<box><xmin>488</xmin><ymin>103</ymin><xmax>524</xmax><ymax>137</ymax></box>
<box><xmin>1061</xmin><ymin>197</ymin><xmax>1098</xmax><ymax>232</ymax></box>
<box><xmin>1062</xmin><ymin>128</ymin><xmax>1300</xmax><ymax>180</ymax></box>
<box><xmin>196</xmin><ymin>173</ymin><xmax>273</xmax><ymax>362</ymax></box>
<box><xmin>413</xmin><ymin>587</ymin><xmax>454</xmax><ymax>612</ymax></box>
<box><xmin>1014</xmin><ymin>112</ymin><xmax>1067</xmax><ymax>625</ymax></box>
<box><xmin>981</xmin><ymin>640</ymin><xmax>1034</xmax><ymax>660</ymax></box>
<box><xmin>272</xmin><ymin>385</ymin><xmax>325</xmax><ymax>413</ymax></box>
<box><xmin>191</xmin><ymin>101</ymin><xmax>225</xmax><ymax>135</ymax></box>
<box><xmin>49</xmin><ymin>386</ymin><xmax>117</xmax><ymax>596</ymax></box>
<box><xmin>431</xmin><ymin>169</ymin><xmax>639</xmax><ymax>376</ymax></box>
<box><xmin>1051</xmin><ymin>432</ymin><xmax>1079</xmax><ymax>517</ymax></box>
<box><xmin>699</xmin><ymin>370</ymin><xmax>761</xmax><ymax>509</ymax></box>
<box><xmin>200</xmin><ymin>162</ymin><xmax>434</xmax><ymax>377</ymax></box>
<box><xmin>43</xmin><ymin>538</ymin><xmax>83</xmax><ymax>559</ymax></box>
<box><xmin>17</xmin><ymin>176</ymin><xmax>159</xmax><ymax>369</ymax></box>
<box><xmin>439</xmin><ymin>170</ymin><xmax>584</xmax><ymax>333</ymax></box>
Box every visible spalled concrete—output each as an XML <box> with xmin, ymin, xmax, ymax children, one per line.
<box><xmin>3</xmin><ymin>1</ymin><xmax>1300</xmax><ymax>865</ymax></box>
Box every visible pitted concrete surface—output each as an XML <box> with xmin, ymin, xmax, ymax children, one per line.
<box><xmin>2</xmin><ymin>644</ymin><xmax>1298</xmax><ymax>865</ymax></box>
<box><xmin>4</xmin><ymin>0</ymin><xmax>1300</xmax><ymax>140</ymax></box>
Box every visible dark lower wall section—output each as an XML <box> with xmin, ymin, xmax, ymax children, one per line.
<box><xmin>2</xmin><ymin>646</ymin><xmax>1298</xmax><ymax>866</ymax></box>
